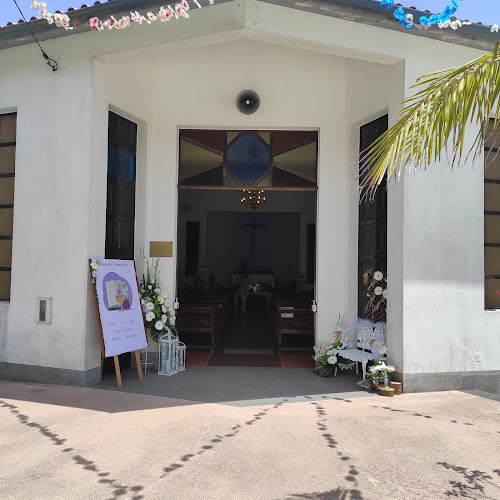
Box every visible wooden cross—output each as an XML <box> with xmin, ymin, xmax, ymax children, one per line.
<box><xmin>243</xmin><ymin>215</ymin><xmax>264</xmax><ymax>256</ymax></box>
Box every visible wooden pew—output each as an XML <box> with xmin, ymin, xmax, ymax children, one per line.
<box><xmin>175</xmin><ymin>305</ymin><xmax>218</xmax><ymax>351</ymax></box>
<box><xmin>276</xmin><ymin>305</ymin><xmax>314</xmax><ymax>352</ymax></box>
<box><xmin>177</xmin><ymin>293</ymin><xmax>232</xmax><ymax>347</ymax></box>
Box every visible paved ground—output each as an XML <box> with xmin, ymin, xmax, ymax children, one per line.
<box><xmin>1</xmin><ymin>370</ymin><xmax>500</xmax><ymax>500</ymax></box>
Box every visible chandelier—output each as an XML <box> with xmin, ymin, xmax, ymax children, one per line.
<box><xmin>241</xmin><ymin>189</ymin><xmax>266</xmax><ymax>210</ymax></box>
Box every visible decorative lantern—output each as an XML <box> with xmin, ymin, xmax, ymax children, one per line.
<box><xmin>158</xmin><ymin>330</ymin><xmax>186</xmax><ymax>376</ymax></box>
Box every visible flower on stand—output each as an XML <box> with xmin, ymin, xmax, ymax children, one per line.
<box><xmin>139</xmin><ymin>251</ymin><xmax>176</xmax><ymax>342</ymax></box>
<box><xmin>313</xmin><ymin>332</ymin><xmax>346</xmax><ymax>378</ymax></box>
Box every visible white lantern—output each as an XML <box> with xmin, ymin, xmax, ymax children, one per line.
<box><xmin>158</xmin><ymin>330</ymin><xmax>186</xmax><ymax>376</ymax></box>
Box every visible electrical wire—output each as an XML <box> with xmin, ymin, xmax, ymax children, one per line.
<box><xmin>12</xmin><ymin>0</ymin><xmax>58</xmax><ymax>71</ymax></box>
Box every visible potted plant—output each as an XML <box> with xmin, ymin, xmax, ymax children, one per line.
<box><xmin>369</xmin><ymin>362</ymin><xmax>396</xmax><ymax>397</ymax></box>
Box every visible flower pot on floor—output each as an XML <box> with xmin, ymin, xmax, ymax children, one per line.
<box><xmin>390</xmin><ymin>381</ymin><xmax>402</xmax><ymax>395</ymax></box>
<box><xmin>378</xmin><ymin>387</ymin><xmax>395</xmax><ymax>397</ymax></box>
<box><xmin>314</xmin><ymin>366</ymin><xmax>332</xmax><ymax>377</ymax></box>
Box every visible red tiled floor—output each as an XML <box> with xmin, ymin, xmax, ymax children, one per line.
<box><xmin>186</xmin><ymin>350</ymin><xmax>212</xmax><ymax>367</ymax></box>
<box><xmin>279</xmin><ymin>352</ymin><xmax>315</xmax><ymax>368</ymax></box>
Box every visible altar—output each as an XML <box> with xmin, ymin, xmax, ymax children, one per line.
<box><xmin>232</xmin><ymin>273</ymin><xmax>274</xmax><ymax>288</ymax></box>
<box><xmin>232</xmin><ymin>273</ymin><xmax>274</xmax><ymax>312</ymax></box>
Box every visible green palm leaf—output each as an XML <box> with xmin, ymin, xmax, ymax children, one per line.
<box><xmin>359</xmin><ymin>42</ymin><xmax>500</xmax><ymax>198</ymax></box>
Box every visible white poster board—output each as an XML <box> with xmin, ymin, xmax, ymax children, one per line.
<box><xmin>90</xmin><ymin>259</ymin><xmax>148</xmax><ymax>357</ymax></box>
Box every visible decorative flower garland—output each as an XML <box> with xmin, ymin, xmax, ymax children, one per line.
<box><xmin>29</xmin><ymin>0</ymin><xmax>498</xmax><ymax>34</ymax></box>
<box><xmin>381</xmin><ymin>0</ymin><xmax>475</xmax><ymax>31</ymax></box>
<box><xmin>30</xmin><ymin>0</ymin><xmax>214</xmax><ymax>32</ymax></box>
<box><xmin>90</xmin><ymin>259</ymin><xmax>101</xmax><ymax>303</ymax></box>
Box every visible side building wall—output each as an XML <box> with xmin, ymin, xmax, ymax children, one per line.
<box><xmin>0</xmin><ymin>43</ymin><xmax>96</xmax><ymax>384</ymax></box>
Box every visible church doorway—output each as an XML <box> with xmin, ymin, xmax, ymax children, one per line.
<box><xmin>175</xmin><ymin>130</ymin><xmax>318</xmax><ymax>362</ymax></box>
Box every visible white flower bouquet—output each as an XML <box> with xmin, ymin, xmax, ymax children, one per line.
<box><xmin>313</xmin><ymin>332</ymin><xmax>346</xmax><ymax>377</ymax></box>
<box><xmin>139</xmin><ymin>253</ymin><xmax>176</xmax><ymax>342</ymax></box>
<box><xmin>369</xmin><ymin>361</ymin><xmax>395</xmax><ymax>389</ymax></box>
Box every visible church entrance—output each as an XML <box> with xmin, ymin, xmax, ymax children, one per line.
<box><xmin>175</xmin><ymin>130</ymin><xmax>318</xmax><ymax>365</ymax></box>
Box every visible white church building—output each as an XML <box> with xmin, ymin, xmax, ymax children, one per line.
<box><xmin>0</xmin><ymin>0</ymin><xmax>499</xmax><ymax>393</ymax></box>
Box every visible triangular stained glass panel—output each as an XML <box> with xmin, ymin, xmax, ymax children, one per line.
<box><xmin>180</xmin><ymin>130</ymin><xmax>225</xmax><ymax>154</ymax></box>
<box><xmin>273</xmin><ymin>142</ymin><xmax>317</xmax><ymax>183</ymax></box>
<box><xmin>225</xmin><ymin>171</ymin><xmax>240</xmax><ymax>187</ymax></box>
<box><xmin>180</xmin><ymin>166</ymin><xmax>223</xmax><ymax>186</ymax></box>
<box><xmin>273</xmin><ymin>167</ymin><xmax>316</xmax><ymax>187</ymax></box>
<box><xmin>179</xmin><ymin>140</ymin><xmax>223</xmax><ymax>181</ymax></box>
<box><xmin>272</xmin><ymin>131</ymin><xmax>317</xmax><ymax>155</ymax></box>
<box><xmin>226</xmin><ymin>132</ymin><xmax>270</xmax><ymax>187</ymax></box>
<box><xmin>257</xmin><ymin>172</ymin><xmax>271</xmax><ymax>187</ymax></box>
<box><xmin>227</xmin><ymin>132</ymin><xmax>240</xmax><ymax>146</ymax></box>
<box><xmin>257</xmin><ymin>132</ymin><xmax>271</xmax><ymax>145</ymax></box>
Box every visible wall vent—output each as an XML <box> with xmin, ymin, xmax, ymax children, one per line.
<box><xmin>36</xmin><ymin>297</ymin><xmax>52</xmax><ymax>324</ymax></box>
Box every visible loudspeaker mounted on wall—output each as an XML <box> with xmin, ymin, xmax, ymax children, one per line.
<box><xmin>236</xmin><ymin>89</ymin><xmax>260</xmax><ymax>115</ymax></box>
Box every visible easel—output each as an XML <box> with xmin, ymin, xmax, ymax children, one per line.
<box><xmin>90</xmin><ymin>260</ymin><xmax>145</xmax><ymax>388</ymax></box>
<box><xmin>100</xmin><ymin>350</ymin><xmax>142</xmax><ymax>388</ymax></box>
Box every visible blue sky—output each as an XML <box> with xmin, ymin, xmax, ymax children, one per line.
<box><xmin>0</xmin><ymin>0</ymin><xmax>499</xmax><ymax>25</ymax></box>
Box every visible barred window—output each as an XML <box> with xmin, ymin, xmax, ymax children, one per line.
<box><xmin>0</xmin><ymin>113</ymin><xmax>16</xmax><ymax>301</ymax></box>
<box><xmin>484</xmin><ymin>119</ymin><xmax>500</xmax><ymax>309</ymax></box>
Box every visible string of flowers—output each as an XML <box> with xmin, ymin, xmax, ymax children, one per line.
<box><xmin>381</xmin><ymin>0</ymin><xmax>476</xmax><ymax>31</ymax></box>
<box><xmin>30</xmin><ymin>0</ymin><xmax>214</xmax><ymax>32</ymax></box>
<box><xmin>90</xmin><ymin>259</ymin><xmax>101</xmax><ymax>303</ymax></box>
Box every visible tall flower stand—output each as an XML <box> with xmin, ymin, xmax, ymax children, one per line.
<box><xmin>139</xmin><ymin>328</ymin><xmax>159</xmax><ymax>373</ymax></box>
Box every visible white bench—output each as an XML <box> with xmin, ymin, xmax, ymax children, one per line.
<box><xmin>339</xmin><ymin>325</ymin><xmax>385</xmax><ymax>380</ymax></box>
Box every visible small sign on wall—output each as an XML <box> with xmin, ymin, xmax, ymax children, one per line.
<box><xmin>150</xmin><ymin>241</ymin><xmax>173</xmax><ymax>257</ymax></box>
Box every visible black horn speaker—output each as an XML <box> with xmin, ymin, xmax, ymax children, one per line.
<box><xmin>236</xmin><ymin>89</ymin><xmax>260</xmax><ymax>115</ymax></box>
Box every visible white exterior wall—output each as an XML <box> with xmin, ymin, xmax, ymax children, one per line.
<box><xmin>399</xmin><ymin>55</ymin><xmax>500</xmax><ymax>391</ymax></box>
<box><xmin>0</xmin><ymin>0</ymin><xmax>497</xmax><ymax>390</ymax></box>
<box><xmin>0</xmin><ymin>43</ymin><xmax>94</xmax><ymax>379</ymax></box>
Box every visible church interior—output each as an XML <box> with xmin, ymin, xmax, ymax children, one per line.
<box><xmin>174</xmin><ymin>130</ymin><xmax>318</xmax><ymax>362</ymax></box>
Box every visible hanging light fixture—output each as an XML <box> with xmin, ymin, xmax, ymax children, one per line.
<box><xmin>241</xmin><ymin>189</ymin><xmax>266</xmax><ymax>210</ymax></box>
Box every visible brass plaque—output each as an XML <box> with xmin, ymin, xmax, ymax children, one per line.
<box><xmin>149</xmin><ymin>241</ymin><xmax>173</xmax><ymax>257</ymax></box>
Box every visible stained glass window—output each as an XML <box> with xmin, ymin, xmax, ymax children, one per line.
<box><xmin>179</xmin><ymin>130</ymin><xmax>317</xmax><ymax>188</ymax></box>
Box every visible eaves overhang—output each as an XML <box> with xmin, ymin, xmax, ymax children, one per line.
<box><xmin>0</xmin><ymin>0</ymin><xmax>498</xmax><ymax>52</ymax></box>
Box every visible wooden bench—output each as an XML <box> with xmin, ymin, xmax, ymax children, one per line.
<box><xmin>276</xmin><ymin>305</ymin><xmax>314</xmax><ymax>352</ymax></box>
<box><xmin>175</xmin><ymin>305</ymin><xmax>218</xmax><ymax>351</ymax></box>
<box><xmin>177</xmin><ymin>295</ymin><xmax>231</xmax><ymax>347</ymax></box>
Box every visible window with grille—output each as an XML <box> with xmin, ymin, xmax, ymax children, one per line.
<box><xmin>484</xmin><ymin>119</ymin><xmax>500</xmax><ymax>309</ymax></box>
<box><xmin>0</xmin><ymin>113</ymin><xmax>16</xmax><ymax>301</ymax></box>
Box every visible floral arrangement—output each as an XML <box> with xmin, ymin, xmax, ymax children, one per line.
<box><xmin>362</xmin><ymin>269</ymin><xmax>387</xmax><ymax>323</ymax></box>
<box><xmin>313</xmin><ymin>322</ymin><xmax>346</xmax><ymax>378</ymax></box>
<box><xmin>184</xmin><ymin>271</ymin><xmax>205</xmax><ymax>291</ymax></box>
<box><xmin>369</xmin><ymin>361</ymin><xmax>396</xmax><ymax>390</ymax></box>
<box><xmin>139</xmin><ymin>253</ymin><xmax>177</xmax><ymax>342</ymax></box>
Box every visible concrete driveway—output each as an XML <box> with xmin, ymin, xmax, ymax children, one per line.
<box><xmin>1</xmin><ymin>374</ymin><xmax>499</xmax><ymax>500</ymax></box>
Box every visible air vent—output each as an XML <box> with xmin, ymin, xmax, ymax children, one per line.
<box><xmin>36</xmin><ymin>297</ymin><xmax>52</xmax><ymax>324</ymax></box>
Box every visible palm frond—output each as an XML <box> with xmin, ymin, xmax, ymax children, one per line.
<box><xmin>359</xmin><ymin>41</ymin><xmax>500</xmax><ymax>199</ymax></box>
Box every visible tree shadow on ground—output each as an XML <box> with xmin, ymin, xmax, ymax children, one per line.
<box><xmin>437</xmin><ymin>462</ymin><xmax>500</xmax><ymax>499</ymax></box>
<box><xmin>303</xmin><ymin>402</ymin><xmax>363</xmax><ymax>499</ymax></box>
<box><xmin>1</xmin><ymin>400</ymin><xmax>145</xmax><ymax>500</ymax></box>
<box><xmin>160</xmin><ymin>397</ymin><xmax>291</xmax><ymax>478</ymax></box>
<box><xmin>370</xmin><ymin>404</ymin><xmax>479</xmax><ymax>427</ymax></box>
<box><xmin>286</xmin><ymin>486</ymin><xmax>364</xmax><ymax>499</ymax></box>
